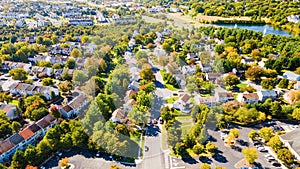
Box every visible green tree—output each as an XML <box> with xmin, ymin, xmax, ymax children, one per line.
<box><xmin>70</xmin><ymin>48</ymin><xmax>82</xmax><ymax>58</ymax></box>
<box><xmin>128</xmin><ymin>106</ymin><xmax>148</xmax><ymax>125</ymax></box>
<box><xmin>65</xmin><ymin>58</ymin><xmax>76</xmax><ymax>69</ymax></box>
<box><xmin>42</xmin><ymin>78</ymin><xmax>54</xmax><ymax>86</ymax></box>
<box><xmin>277</xmin><ymin>78</ymin><xmax>289</xmax><ymax>89</ymax></box>
<box><xmin>24</xmin><ymin>145</ymin><xmax>40</xmax><ymax>166</ymax></box>
<box><xmin>11</xmin><ymin>150</ymin><xmax>26</xmax><ymax>169</ymax></box>
<box><xmin>206</xmin><ymin>142</ymin><xmax>216</xmax><ymax>154</ymax></box>
<box><xmin>229</xmin><ymin>128</ymin><xmax>239</xmax><ymax>138</ymax></box>
<box><xmin>11</xmin><ymin>121</ymin><xmax>22</xmax><ymax>133</ymax></box>
<box><xmin>258</xmin><ymin>127</ymin><xmax>274</xmax><ymax>142</ymax></box>
<box><xmin>245</xmin><ymin>67</ymin><xmax>264</xmax><ymax>81</ymax></box>
<box><xmin>248</xmin><ymin>130</ymin><xmax>258</xmax><ymax>140</ymax></box>
<box><xmin>261</xmin><ymin>78</ymin><xmax>276</xmax><ymax>90</ymax></box>
<box><xmin>224</xmin><ymin>74</ymin><xmax>239</xmax><ymax>87</ymax></box>
<box><xmin>242</xmin><ymin>148</ymin><xmax>258</xmax><ymax>164</ymax></box>
<box><xmin>160</xmin><ymin>107</ymin><xmax>175</xmax><ymax>124</ymax></box>
<box><xmin>200</xmin><ymin>163</ymin><xmax>211</xmax><ymax>169</ymax></box>
<box><xmin>292</xmin><ymin>108</ymin><xmax>300</xmax><ymax>120</ymax></box>
<box><xmin>9</xmin><ymin>68</ymin><xmax>28</xmax><ymax>81</ymax></box>
<box><xmin>267</xmin><ymin>135</ymin><xmax>283</xmax><ymax>152</ymax></box>
<box><xmin>192</xmin><ymin>144</ymin><xmax>205</xmax><ymax>155</ymax></box>
<box><xmin>52</xmin><ymin>63</ymin><xmax>63</xmax><ymax>69</ymax></box>
<box><xmin>81</xmin><ymin>36</ymin><xmax>89</xmax><ymax>43</ymax></box>
<box><xmin>140</xmin><ymin>67</ymin><xmax>155</xmax><ymax>82</ymax></box>
<box><xmin>73</xmin><ymin>70</ymin><xmax>88</xmax><ymax>86</ymax></box>
<box><xmin>135</xmin><ymin>51</ymin><xmax>148</xmax><ymax>60</ymax></box>
<box><xmin>62</xmin><ymin>72</ymin><xmax>72</xmax><ymax>81</ymax></box>
<box><xmin>277</xmin><ymin>148</ymin><xmax>295</xmax><ymax>165</ymax></box>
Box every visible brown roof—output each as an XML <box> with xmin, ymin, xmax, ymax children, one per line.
<box><xmin>0</xmin><ymin>140</ymin><xmax>14</xmax><ymax>155</ymax></box>
<box><xmin>198</xmin><ymin>97</ymin><xmax>216</xmax><ymax>103</ymax></box>
<box><xmin>19</xmin><ymin>128</ymin><xmax>34</xmax><ymax>140</ymax></box>
<box><xmin>179</xmin><ymin>94</ymin><xmax>190</xmax><ymax>103</ymax></box>
<box><xmin>28</xmin><ymin>123</ymin><xmax>41</xmax><ymax>133</ymax></box>
<box><xmin>36</xmin><ymin>118</ymin><xmax>51</xmax><ymax>129</ymax></box>
<box><xmin>0</xmin><ymin>104</ymin><xmax>16</xmax><ymax>114</ymax></box>
<box><xmin>43</xmin><ymin>114</ymin><xmax>56</xmax><ymax>123</ymax></box>
<box><xmin>112</xmin><ymin>108</ymin><xmax>125</xmax><ymax>120</ymax></box>
<box><xmin>61</xmin><ymin>105</ymin><xmax>73</xmax><ymax>113</ymax></box>
<box><xmin>69</xmin><ymin>94</ymin><xmax>87</xmax><ymax>110</ymax></box>
<box><xmin>243</xmin><ymin>93</ymin><xmax>259</xmax><ymax>99</ymax></box>
<box><xmin>218</xmin><ymin>92</ymin><xmax>234</xmax><ymax>98</ymax></box>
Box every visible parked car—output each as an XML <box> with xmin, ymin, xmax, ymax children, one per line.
<box><xmin>265</xmin><ymin>154</ymin><xmax>273</xmax><ymax>158</ymax></box>
<box><xmin>96</xmin><ymin>151</ymin><xmax>100</xmax><ymax>157</ymax></box>
<box><xmin>271</xmin><ymin>161</ymin><xmax>281</xmax><ymax>167</ymax></box>
<box><xmin>152</xmin><ymin>119</ymin><xmax>157</xmax><ymax>124</ymax></box>
<box><xmin>56</xmin><ymin>151</ymin><xmax>62</xmax><ymax>157</ymax></box>
<box><xmin>145</xmin><ymin>146</ymin><xmax>149</xmax><ymax>152</ymax></box>
<box><xmin>257</xmin><ymin>147</ymin><xmax>268</xmax><ymax>152</ymax></box>
<box><xmin>159</xmin><ymin>117</ymin><xmax>163</xmax><ymax>124</ymax></box>
<box><xmin>290</xmin><ymin>125</ymin><xmax>299</xmax><ymax>130</ymax></box>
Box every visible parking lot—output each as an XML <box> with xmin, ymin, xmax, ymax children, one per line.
<box><xmin>169</xmin><ymin>120</ymin><xmax>298</xmax><ymax>169</ymax></box>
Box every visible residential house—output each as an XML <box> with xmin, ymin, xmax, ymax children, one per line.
<box><xmin>173</xmin><ymin>74</ymin><xmax>186</xmax><ymax>89</ymax></box>
<box><xmin>182</xmin><ymin>65</ymin><xmax>196</xmax><ymax>75</ymax></box>
<box><xmin>8</xmin><ymin>134</ymin><xmax>25</xmax><ymax>153</ymax></box>
<box><xmin>124</xmin><ymin>89</ymin><xmax>137</xmax><ymax>103</ymax></box>
<box><xmin>206</xmin><ymin>73</ymin><xmax>222</xmax><ymax>82</ymax></box>
<box><xmin>173</xmin><ymin>94</ymin><xmax>192</xmax><ymax>113</ymax></box>
<box><xmin>36</xmin><ymin>114</ymin><xmax>56</xmax><ymax>136</ymax></box>
<box><xmin>215</xmin><ymin>92</ymin><xmax>234</xmax><ymax>103</ymax></box>
<box><xmin>60</xmin><ymin>105</ymin><xmax>74</xmax><ymax>119</ymax></box>
<box><xmin>236</xmin><ymin>93</ymin><xmax>259</xmax><ymax>104</ymax></box>
<box><xmin>68</xmin><ymin>94</ymin><xmax>88</xmax><ymax>116</ymax></box>
<box><xmin>279</xmin><ymin>128</ymin><xmax>300</xmax><ymax>161</ymax></box>
<box><xmin>69</xmin><ymin>18</ymin><xmax>93</xmax><ymax>26</ymax></box>
<box><xmin>111</xmin><ymin>108</ymin><xmax>125</xmax><ymax>123</ymax></box>
<box><xmin>128</xmin><ymin>81</ymin><xmax>140</xmax><ymax>92</ymax></box>
<box><xmin>0</xmin><ymin>103</ymin><xmax>18</xmax><ymax>120</ymax></box>
<box><xmin>0</xmin><ymin>140</ymin><xmax>15</xmax><ymax>162</ymax></box>
<box><xmin>124</xmin><ymin>99</ymin><xmax>136</xmax><ymax>113</ymax></box>
<box><xmin>257</xmin><ymin>90</ymin><xmax>277</xmax><ymax>102</ymax></box>
<box><xmin>9</xmin><ymin>83</ymin><xmax>59</xmax><ymax>100</ymax></box>
<box><xmin>186</xmin><ymin>53</ymin><xmax>198</xmax><ymax>60</ymax></box>
<box><xmin>15</xmin><ymin>19</ymin><xmax>26</xmax><ymax>28</ymax></box>
<box><xmin>195</xmin><ymin>96</ymin><xmax>217</xmax><ymax>107</ymax></box>
<box><xmin>283</xmin><ymin>71</ymin><xmax>300</xmax><ymax>81</ymax></box>
<box><xmin>200</xmin><ymin>62</ymin><xmax>212</xmax><ymax>73</ymax></box>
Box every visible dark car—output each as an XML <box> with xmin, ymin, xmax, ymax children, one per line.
<box><xmin>159</xmin><ymin>118</ymin><xmax>163</xmax><ymax>124</ymax></box>
<box><xmin>145</xmin><ymin>146</ymin><xmax>149</xmax><ymax>152</ymax></box>
<box><xmin>199</xmin><ymin>156</ymin><xmax>212</xmax><ymax>164</ymax></box>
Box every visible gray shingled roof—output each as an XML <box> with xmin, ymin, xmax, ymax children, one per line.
<box><xmin>9</xmin><ymin>133</ymin><xmax>24</xmax><ymax>145</ymax></box>
<box><xmin>280</xmin><ymin>128</ymin><xmax>300</xmax><ymax>157</ymax></box>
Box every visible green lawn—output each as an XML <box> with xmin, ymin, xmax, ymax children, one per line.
<box><xmin>165</xmin><ymin>96</ymin><xmax>178</xmax><ymax>104</ymax></box>
<box><xmin>160</xmin><ymin>70</ymin><xmax>180</xmax><ymax>91</ymax></box>
<box><xmin>175</xmin><ymin>115</ymin><xmax>194</xmax><ymax>138</ymax></box>
<box><xmin>237</xmin><ymin>83</ymin><xmax>247</xmax><ymax>88</ymax></box>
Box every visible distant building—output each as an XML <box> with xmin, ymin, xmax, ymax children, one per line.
<box><xmin>257</xmin><ymin>90</ymin><xmax>277</xmax><ymax>102</ymax></box>
<box><xmin>215</xmin><ymin>92</ymin><xmax>234</xmax><ymax>103</ymax></box>
<box><xmin>287</xmin><ymin>15</ymin><xmax>300</xmax><ymax>23</ymax></box>
<box><xmin>69</xmin><ymin>18</ymin><xmax>93</xmax><ymax>26</ymax></box>
<box><xmin>0</xmin><ymin>103</ymin><xmax>18</xmax><ymax>120</ymax></box>
<box><xmin>15</xmin><ymin>19</ymin><xmax>26</xmax><ymax>28</ymax></box>
<box><xmin>236</xmin><ymin>93</ymin><xmax>259</xmax><ymax>104</ymax></box>
<box><xmin>283</xmin><ymin>71</ymin><xmax>300</xmax><ymax>81</ymax></box>
<box><xmin>173</xmin><ymin>94</ymin><xmax>192</xmax><ymax>113</ymax></box>
<box><xmin>280</xmin><ymin>128</ymin><xmax>300</xmax><ymax>161</ymax></box>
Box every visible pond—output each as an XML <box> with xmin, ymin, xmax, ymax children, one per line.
<box><xmin>212</xmin><ymin>23</ymin><xmax>292</xmax><ymax>37</ymax></box>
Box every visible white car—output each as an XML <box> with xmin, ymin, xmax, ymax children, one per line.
<box><xmin>265</xmin><ymin>154</ymin><xmax>273</xmax><ymax>158</ymax></box>
<box><xmin>290</xmin><ymin>125</ymin><xmax>299</xmax><ymax>130</ymax></box>
<box><xmin>96</xmin><ymin>151</ymin><xmax>100</xmax><ymax>157</ymax></box>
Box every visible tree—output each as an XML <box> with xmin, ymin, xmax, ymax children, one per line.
<box><xmin>59</xmin><ymin>158</ymin><xmax>70</xmax><ymax>168</ymax></box>
<box><xmin>110</xmin><ymin>164</ymin><xmax>121</xmax><ymax>169</ymax></box>
<box><xmin>24</xmin><ymin>145</ymin><xmax>40</xmax><ymax>166</ymax></box>
<box><xmin>267</xmin><ymin>135</ymin><xmax>283</xmax><ymax>152</ymax></box>
<box><xmin>224</xmin><ymin>74</ymin><xmax>239</xmax><ymax>87</ymax></box>
<box><xmin>248</xmin><ymin>130</ymin><xmax>258</xmax><ymax>140</ymax></box>
<box><xmin>9</xmin><ymin>68</ymin><xmax>28</xmax><ymax>81</ymax></box>
<box><xmin>42</xmin><ymin>78</ymin><xmax>54</xmax><ymax>86</ymax></box>
<box><xmin>52</xmin><ymin>35</ymin><xmax>59</xmax><ymax>44</ymax></box>
<box><xmin>11</xmin><ymin>150</ymin><xmax>26</xmax><ymax>169</ymax></box>
<box><xmin>12</xmin><ymin>121</ymin><xmax>21</xmax><ymax>133</ymax></box>
<box><xmin>200</xmin><ymin>163</ymin><xmax>211</xmax><ymax>169</ymax></box>
<box><xmin>258</xmin><ymin>127</ymin><xmax>274</xmax><ymax>142</ymax></box>
<box><xmin>160</xmin><ymin>107</ymin><xmax>175</xmax><ymax>123</ymax></box>
<box><xmin>245</xmin><ymin>67</ymin><xmax>264</xmax><ymax>81</ymax></box>
<box><xmin>140</xmin><ymin>67</ymin><xmax>155</xmax><ymax>81</ymax></box>
<box><xmin>73</xmin><ymin>70</ymin><xmax>88</xmax><ymax>86</ymax></box>
<box><xmin>70</xmin><ymin>48</ymin><xmax>82</xmax><ymax>58</ymax></box>
<box><xmin>242</xmin><ymin>148</ymin><xmax>258</xmax><ymax>164</ymax></box>
<box><xmin>135</xmin><ymin>51</ymin><xmax>148</xmax><ymax>60</ymax></box>
<box><xmin>81</xmin><ymin>36</ymin><xmax>89</xmax><ymax>43</ymax></box>
<box><xmin>277</xmin><ymin>148</ymin><xmax>295</xmax><ymax>165</ymax></box>
<box><xmin>65</xmin><ymin>58</ymin><xmax>76</xmax><ymax>69</ymax></box>
<box><xmin>277</xmin><ymin>78</ymin><xmax>289</xmax><ymax>89</ymax></box>
<box><xmin>229</xmin><ymin>128</ymin><xmax>239</xmax><ymax>138</ymax></box>
<box><xmin>128</xmin><ymin>106</ymin><xmax>148</xmax><ymax>125</ymax></box>
<box><xmin>292</xmin><ymin>108</ymin><xmax>300</xmax><ymax>120</ymax></box>
<box><xmin>52</xmin><ymin>63</ymin><xmax>63</xmax><ymax>69</ymax></box>
<box><xmin>206</xmin><ymin>142</ymin><xmax>216</xmax><ymax>154</ymax></box>
<box><xmin>193</xmin><ymin>144</ymin><xmax>205</xmax><ymax>155</ymax></box>
<box><xmin>261</xmin><ymin>78</ymin><xmax>276</xmax><ymax>90</ymax></box>
<box><xmin>62</xmin><ymin>72</ymin><xmax>72</xmax><ymax>81</ymax></box>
